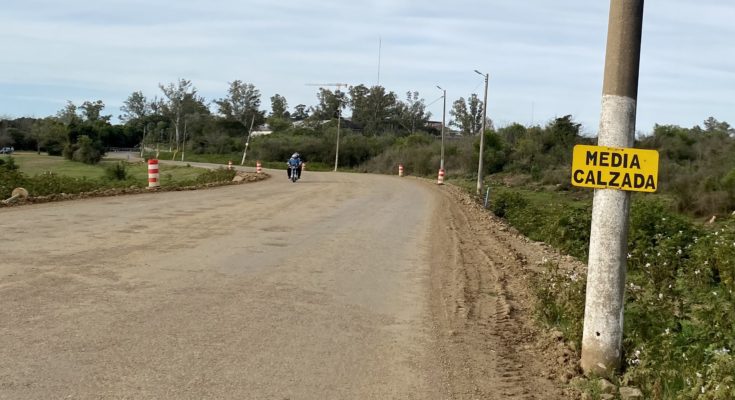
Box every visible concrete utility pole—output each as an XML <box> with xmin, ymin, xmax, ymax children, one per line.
<box><xmin>334</xmin><ymin>105</ymin><xmax>342</xmax><ymax>172</ymax></box>
<box><xmin>474</xmin><ymin>70</ymin><xmax>489</xmax><ymax>195</ymax></box>
<box><xmin>436</xmin><ymin>86</ymin><xmax>446</xmax><ymax>171</ymax></box>
<box><xmin>580</xmin><ymin>0</ymin><xmax>644</xmax><ymax>377</ymax></box>
<box><xmin>240</xmin><ymin>116</ymin><xmax>255</xmax><ymax>166</ymax></box>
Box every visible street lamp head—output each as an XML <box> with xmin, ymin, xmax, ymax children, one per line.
<box><xmin>436</xmin><ymin>85</ymin><xmax>443</xmax><ymax>90</ymax></box>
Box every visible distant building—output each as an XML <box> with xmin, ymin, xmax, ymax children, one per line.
<box><xmin>251</xmin><ymin>125</ymin><xmax>273</xmax><ymax>137</ymax></box>
<box><xmin>425</xmin><ymin>121</ymin><xmax>461</xmax><ymax>137</ymax></box>
<box><xmin>426</xmin><ymin>120</ymin><xmax>443</xmax><ymax>131</ymax></box>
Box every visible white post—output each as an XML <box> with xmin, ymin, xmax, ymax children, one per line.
<box><xmin>241</xmin><ymin>116</ymin><xmax>255</xmax><ymax>165</ymax></box>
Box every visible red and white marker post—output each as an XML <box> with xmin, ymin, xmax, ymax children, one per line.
<box><xmin>437</xmin><ymin>168</ymin><xmax>445</xmax><ymax>185</ymax></box>
<box><xmin>148</xmin><ymin>159</ymin><xmax>160</xmax><ymax>189</ymax></box>
<box><xmin>398</xmin><ymin>164</ymin><xmax>404</xmax><ymax>177</ymax></box>
<box><xmin>256</xmin><ymin>161</ymin><xmax>262</xmax><ymax>174</ymax></box>
<box><xmin>227</xmin><ymin>160</ymin><xmax>233</xmax><ymax>170</ymax></box>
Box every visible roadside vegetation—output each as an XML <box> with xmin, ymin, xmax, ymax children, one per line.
<box><xmin>0</xmin><ymin>153</ymin><xmax>236</xmax><ymax>200</ymax></box>
<box><xmin>482</xmin><ymin>182</ymin><xmax>734</xmax><ymax>399</ymax></box>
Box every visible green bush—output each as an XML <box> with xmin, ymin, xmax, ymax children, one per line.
<box><xmin>64</xmin><ymin>135</ymin><xmax>103</xmax><ymax>164</ymax></box>
<box><xmin>491</xmin><ymin>190</ymin><xmax>527</xmax><ymax>218</ymax></box>
<box><xmin>0</xmin><ymin>157</ymin><xmax>25</xmax><ymax>198</ymax></box>
<box><xmin>23</xmin><ymin>172</ymin><xmax>98</xmax><ymax>196</ymax></box>
<box><xmin>0</xmin><ymin>156</ymin><xmax>19</xmax><ymax>171</ymax></box>
<box><xmin>195</xmin><ymin>168</ymin><xmax>237</xmax><ymax>184</ymax></box>
<box><xmin>104</xmin><ymin>161</ymin><xmax>128</xmax><ymax>181</ymax></box>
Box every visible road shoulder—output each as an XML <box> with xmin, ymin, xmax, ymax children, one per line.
<box><xmin>427</xmin><ymin>182</ymin><xmax>583</xmax><ymax>399</ymax></box>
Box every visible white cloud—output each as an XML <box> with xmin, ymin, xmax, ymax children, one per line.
<box><xmin>0</xmin><ymin>0</ymin><xmax>733</xmax><ymax>132</ymax></box>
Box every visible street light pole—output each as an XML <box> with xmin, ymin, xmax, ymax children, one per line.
<box><xmin>436</xmin><ymin>86</ymin><xmax>446</xmax><ymax>171</ymax></box>
<box><xmin>334</xmin><ymin>105</ymin><xmax>341</xmax><ymax>172</ymax></box>
<box><xmin>474</xmin><ymin>70</ymin><xmax>489</xmax><ymax>195</ymax></box>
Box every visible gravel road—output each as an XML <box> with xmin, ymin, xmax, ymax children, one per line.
<box><xmin>1</xmin><ymin>167</ymin><xmax>575</xmax><ymax>399</ymax></box>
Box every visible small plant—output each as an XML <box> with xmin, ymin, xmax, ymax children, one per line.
<box><xmin>0</xmin><ymin>156</ymin><xmax>19</xmax><ymax>171</ymax></box>
<box><xmin>491</xmin><ymin>190</ymin><xmax>527</xmax><ymax>218</ymax></box>
<box><xmin>0</xmin><ymin>157</ymin><xmax>25</xmax><ymax>198</ymax></box>
<box><xmin>104</xmin><ymin>161</ymin><xmax>128</xmax><ymax>181</ymax></box>
<box><xmin>533</xmin><ymin>261</ymin><xmax>586</xmax><ymax>344</ymax></box>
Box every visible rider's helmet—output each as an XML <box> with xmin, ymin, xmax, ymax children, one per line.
<box><xmin>292</xmin><ymin>153</ymin><xmax>300</xmax><ymax>158</ymax></box>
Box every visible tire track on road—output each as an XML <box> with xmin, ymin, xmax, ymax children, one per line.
<box><xmin>429</xmin><ymin>184</ymin><xmax>573</xmax><ymax>399</ymax></box>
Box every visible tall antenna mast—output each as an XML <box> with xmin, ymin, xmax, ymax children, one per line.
<box><xmin>377</xmin><ymin>36</ymin><xmax>382</xmax><ymax>86</ymax></box>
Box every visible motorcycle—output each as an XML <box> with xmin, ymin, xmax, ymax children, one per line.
<box><xmin>288</xmin><ymin>165</ymin><xmax>301</xmax><ymax>182</ymax></box>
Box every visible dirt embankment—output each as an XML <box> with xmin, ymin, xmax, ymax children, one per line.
<box><xmin>429</xmin><ymin>183</ymin><xmax>584</xmax><ymax>399</ymax></box>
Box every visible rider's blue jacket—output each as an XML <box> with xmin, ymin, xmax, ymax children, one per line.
<box><xmin>287</xmin><ymin>157</ymin><xmax>301</xmax><ymax>167</ymax></box>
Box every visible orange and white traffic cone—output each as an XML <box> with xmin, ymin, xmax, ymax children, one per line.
<box><xmin>398</xmin><ymin>164</ymin><xmax>404</xmax><ymax>177</ymax></box>
<box><xmin>437</xmin><ymin>168</ymin><xmax>445</xmax><ymax>185</ymax></box>
<box><xmin>256</xmin><ymin>161</ymin><xmax>262</xmax><ymax>174</ymax></box>
<box><xmin>148</xmin><ymin>159</ymin><xmax>160</xmax><ymax>189</ymax></box>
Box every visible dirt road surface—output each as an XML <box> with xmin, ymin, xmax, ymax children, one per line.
<box><xmin>1</xmin><ymin>168</ymin><xmax>577</xmax><ymax>399</ymax></box>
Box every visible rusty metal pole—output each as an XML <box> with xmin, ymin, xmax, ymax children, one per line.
<box><xmin>581</xmin><ymin>0</ymin><xmax>644</xmax><ymax>377</ymax></box>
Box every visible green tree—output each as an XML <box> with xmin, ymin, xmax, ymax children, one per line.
<box><xmin>120</xmin><ymin>91</ymin><xmax>151</xmax><ymax>124</ymax></box>
<box><xmin>79</xmin><ymin>100</ymin><xmax>110</xmax><ymax>123</ymax></box>
<box><xmin>215</xmin><ymin>80</ymin><xmax>265</xmax><ymax>132</ymax></box>
<box><xmin>267</xmin><ymin>94</ymin><xmax>291</xmax><ymax>133</ymax></box>
<box><xmin>312</xmin><ymin>88</ymin><xmax>346</xmax><ymax>120</ymax></box>
<box><xmin>30</xmin><ymin>118</ymin><xmax>68</xmax><ymax>155</ymax></box>
<box><xmin>270</xmin><ymin>94</ymin><xmax>289</xmax><ymax>119</ymax></box>
<box><xmin>159</xmin><ymin>78</ymin><xmax>198</xmax><ymax>149</ymax></box>
<box><xmin>450</xmin><ymin>94</ymin><xmax>484</xmax><ymax>135</ymax></box>
<box><xmin>0</xmin><ymin>130</ymin><xmax>12</xmax><ymax>148</ymax></box>
<box><xmin>703</xmin><ymin>116</ymin><xmax>734</xmax><ymax>135</ymax></box>
<box><xmin>292</xmin><ymin>104</ymin><xmax>309</xmax><ymax>121</ymax></box>
<box><xmin>55</xmin><ymin>101</ymin><xmax>80</xmax><ymax>126</ymax></box>
<box><xmin>348</xmin><ymin>85</ymin><xmax>397</xmax><ymax>135</ymax></box>
<box><xmin>396</xmin><ymin>91</ymin><xmax>431</xmax><ymax>135</ymax></box>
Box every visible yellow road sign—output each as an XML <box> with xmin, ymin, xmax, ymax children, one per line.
<box><xmin>571</xmin><ymin>145</ymin><xmax>659</xmax><ymax>192</ymax></box>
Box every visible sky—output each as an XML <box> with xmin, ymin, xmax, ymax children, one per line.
<box><xmin>1</xmin><ymin>0</ymin><xmax>733</xmax><ymax>135</ymax></box>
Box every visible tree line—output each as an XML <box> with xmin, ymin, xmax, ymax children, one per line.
<box><xmin>0</xmin><ymin>78</ymin><xmax>491</xmax><ymax>163</ymax></box>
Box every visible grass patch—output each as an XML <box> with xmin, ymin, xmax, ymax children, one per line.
<box><xmin>10</xmin><ymin>152</ymin><xmax>202</xmax><ymax>183</ymax></box>
<box><xmin>9</xmin><ymin>152</ymin><xmax>113</xmax><ymax>179</ymax></box>
<box><xmin>1</xmin><ymin>153</ymin><xmax>238</xmax><ymax>199</ymax></box>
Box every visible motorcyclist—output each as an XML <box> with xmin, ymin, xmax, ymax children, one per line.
<box><xmin>287</xmin><ymin>153</ymin><xmax>303</xmax><ymax>179</ymax></box>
